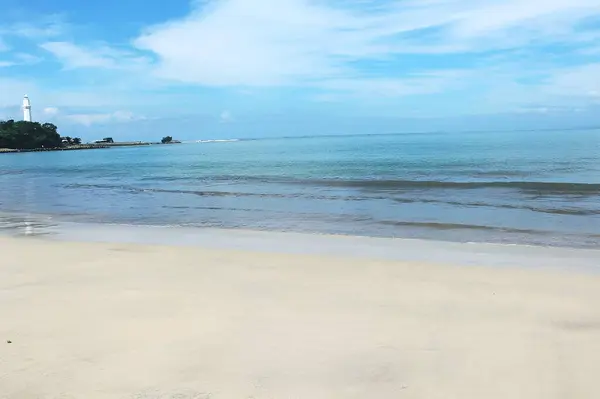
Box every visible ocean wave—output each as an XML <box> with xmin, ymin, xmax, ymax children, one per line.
<box><xmin>64</xmin><ymin>183</ymin><xmax>303</xmax><ymax>199</ymax></box>
<box><xmin>63</xmin><ymin>183</ymin><xmax>600</xmax><ymax>216</ymax></box>
<box><xmin>0</xmin><ymin>170</ymin><xmax>25</xmax><ymax>176</ymax></box>
<box><xmin>292</xmin><ymin>178</ymin><xmax>600</xmax><ymax>195</ymax></box>
<box><xmin>392</xmin><ymin>198</ymin><xmax>600</xmax><ymax>216</ymax></box>
<box><xmin>378</xmin><ymin>220</ymin><xmax>548</xmax><ymax>234</ymax></box>
<box><xmin>137</xmin><ymin>174</ymin><xmax>600</xmax><ymax>194</ymax></box>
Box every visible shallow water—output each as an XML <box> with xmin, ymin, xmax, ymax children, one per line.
<box><xmin>1</xmin><ymin>129</ymin><xmax>599</xmax><ymax>248</ymax></box>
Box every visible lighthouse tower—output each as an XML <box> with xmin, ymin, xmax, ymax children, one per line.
<box><xmin>22</xmin><ymin>95</ymin><xmax>32</xmax><ymax>122</ymax></box>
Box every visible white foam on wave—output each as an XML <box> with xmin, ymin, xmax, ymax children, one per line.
<box><xmin>196</xmin><ymin>139</ymin><xmax>240</xmax><ymax>143</ymax></box>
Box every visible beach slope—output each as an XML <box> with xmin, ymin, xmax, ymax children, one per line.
<box><xmin>1</xmin><ymin>236</ymin><xmax>599</xmax><ymax>398</ymax></box>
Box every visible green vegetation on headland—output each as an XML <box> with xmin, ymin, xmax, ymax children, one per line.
<box><xmin>0</xmin><ymin>120</ymin><xmax>180</xmax><ymax>153</ymax></box>
<box><xmin>0</xmin><ymin>120</ymin><xmax>71</xmax><ymax>149</ymax></box>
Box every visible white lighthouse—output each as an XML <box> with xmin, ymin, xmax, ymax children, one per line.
<box><xmin>22</xmin><ymin>95</ymin><xmax>32</xmax><ymax>122</ymax></box>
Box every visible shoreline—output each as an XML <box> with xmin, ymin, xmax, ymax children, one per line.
<box><xmin>1</xmin><ymin>235</ymin><xmax>599</xmax><ymax>398</ymax></box>
<box><xmin>2</xmin><ymin>209</ymin><xmax>599</xmax><ymax>251</ymax></box>
<box><xmin>1</xmin><ymin>215</ymin><xmax>598</xmax><ymax>272</ymax></box>
<box><xmin>0</xmin><ymin>141</ymin><xmax>182</xmax><ymax>154</ymax></box>
<box><xmin>0</xmin><ymin>144</ymin><xmax>111</xmax><ymax>153</ymax></box>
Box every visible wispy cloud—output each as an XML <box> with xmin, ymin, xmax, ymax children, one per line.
<box><xmin>131</xmin><ymin>0</ymin><xmax>600</xmax><ymax>91</ymax></box>
<box><xmin>0</xmin><ymin>53</ymin><xmax>43</xmax><ymax>68</ymax></box>
<box><xmin>0</xmin><ymin>15</ymin><xmax>67</xmax><ymax>40</ymax></box>
<box><xmin>41</xmin><ymin>42</ymin><xmax>116</xmax><ymax>69</ymax></box>
<box><xmin>14</xmin><ymin>53</ymin><xmax>43</xmax><ymax>65</ymax></box>
<box><xmin>0</xmin><ymin>78</ymin><xmax>37</xmax><ymax>108</ymax></box>
<box><xmin>3</xmin><ymin>0</ymin><xmax>600</xmax><ymax>122</ymax></box>
<box><xmin>0</xmin><ymin>38</ymin><xmax>9</xmax><ymax>52</ymax></box>
<box><xmin>40</xmin><ymin>41</ymin><xmax>148</xmax><ymax>70</ymax></box>
<box><xmin>65</xmin><ymin>111</ymin><xmax>145</xmax><ymax>126</ymax></box>
<box><xmin>321</xmin><ymin>70</ymin><xmax>469</xmax><ymax>97</ymax></box>
<box><xmin>43</xmin><ymin>107</ymin><xmax>59</xmax><ymax>116</ymax></box>
<box><xmin>544</xmin><ymin>63</ymin><xmax>600</xmax><ymax>97</ymax></box>
<box><xmin>8</xmin><ymin>15</ymin><xmax>66</xmax><ymax>39</ymax></box>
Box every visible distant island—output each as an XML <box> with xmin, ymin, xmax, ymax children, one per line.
<box><xmin>0</xmin><ymin>120</ymin><xmax>180</xmax><ymax>153</ymax></box>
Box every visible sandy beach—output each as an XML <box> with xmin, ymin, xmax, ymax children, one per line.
<box><xmin>1</xmin><ymin>235</ymin><xmax>599</xmax><ymax>399</ymax></box>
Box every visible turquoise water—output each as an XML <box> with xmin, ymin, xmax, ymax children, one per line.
<box><xmin>1</xmin><ymin>130</ymin><xmax>600</xmax><ymax>247</ymax></box>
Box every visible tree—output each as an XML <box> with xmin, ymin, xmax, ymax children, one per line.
<box><xmin>0</xmin><ymin>120</ymin><xmax>62</xmax><ymax>149</ymax></box>
<box><xmin>103</xmin><ymin>137</ymin><xmax>114</xmax><ymax>143</ymax></box>
<box><xmin>161</xmin><ymin>136</ymin><xmax>173</xmax><ymax>144</ymax></box>
<box><xmin>1</xmin><ymin>120</ymin><xmax>15</xmax><ymax>130</ymax></box>
<box><xmin>42</xmin><ymin>123</ymin><xmax>58</xmax><ymax>133</ymax></box>
<box><xmin>72</xmin><ymin>137</ymin><xmax>82</xmax><ymax>145</ymax></box>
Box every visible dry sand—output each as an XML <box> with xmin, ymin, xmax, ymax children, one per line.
<box><xmin>1</xmin><ymin>236</ymin><xmax>599</xmax><ymax>399</ymax></box>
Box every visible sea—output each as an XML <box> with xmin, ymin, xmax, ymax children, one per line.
<box><xmin>1</xmin><ymin>129</ymin><xmax>600</xmax><ymax>248</ymax></box>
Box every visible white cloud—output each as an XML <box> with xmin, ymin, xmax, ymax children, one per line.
<box><xmin>132</xmin><ymin>0</ymin><xmax>600</xmax><ymax>91</ymax></box>
<box><xmin>0</xmin><ymin>61</ymin><xmax>15</xmax><ymax>67</ymax></box>
<box><xmin>3</xmin><ymin>0</ymin><xmax>600</xmax><ymax>118</ymax></box>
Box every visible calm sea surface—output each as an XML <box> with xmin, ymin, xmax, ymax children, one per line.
<box><xmin>1</xmin><ymin>130</ymin><xmax>600</xmax><ymax>247</ymax></box>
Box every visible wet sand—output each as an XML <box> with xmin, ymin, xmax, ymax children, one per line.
<box><xmin>1</xmin><ymin>235</ymin><xmax>599</xmax><ymax>398</ymax></box>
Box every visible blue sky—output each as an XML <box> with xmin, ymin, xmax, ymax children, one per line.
<box><xmin>1</xmin><ymin>0</ymin><xmax>600</xmax><ymax>140</ymax></box>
